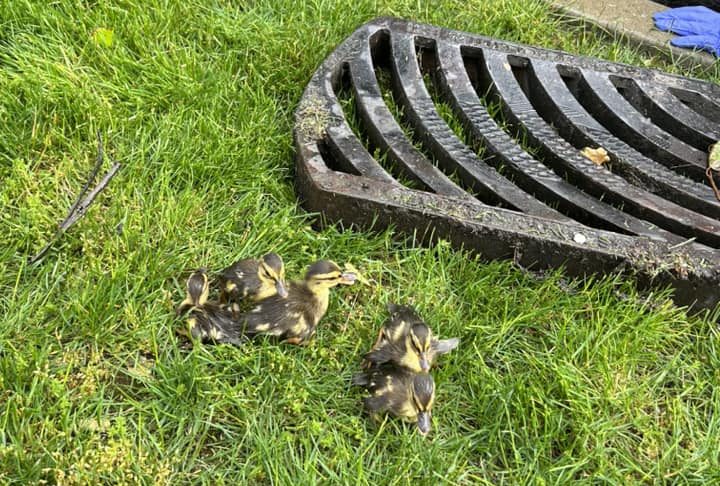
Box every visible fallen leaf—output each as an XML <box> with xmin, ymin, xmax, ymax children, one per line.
<box><xmin>581</xmin><ymin>146</ymin><xmax>610</xmax><ymax>166</ymax></box>
<box><xmin>709</xmin><ymin>142</ymin><xmax>720</xmax><ymax>171</ymax></box>
<box><xmin>91</xmin><ymin>27</ymin><xmax>114</xmax><ymax>47</ymax></box>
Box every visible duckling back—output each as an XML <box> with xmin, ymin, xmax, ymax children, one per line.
<box><xmin>239</xmin><ymin>280</ymin><xmax>327</xmax><ymax>345</ymax></box>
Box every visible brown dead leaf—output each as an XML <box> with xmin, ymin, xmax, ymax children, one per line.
<box><xmin>581</xmin><ymin>146</ymin><xmax>610</xmax><ymax>166</ymax></box>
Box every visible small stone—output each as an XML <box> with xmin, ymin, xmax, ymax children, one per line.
<box><xmin>573</xmin><ymin>233</ymin><xmax>587</xmax><ymax>244</ymax></box>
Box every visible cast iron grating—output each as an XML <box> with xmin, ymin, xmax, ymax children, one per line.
<box><xmin>293</xmin><ymin>18</ymin><xmax>720</xmax><ymax>313</ymax></box>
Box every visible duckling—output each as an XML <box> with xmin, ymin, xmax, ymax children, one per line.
<box><xmin>352</xmin><ymin>364</ymin><xmax>435</xmax><ymax>436</ymax></box>
<box><xmin>181</xmin><ymin>304</ymin><xmax>245</xmax><ymax>346</ymax></box>
<box><xmin>176</xmin><ymin>270</ymin><xmax>244</xmax><ymax>346</ymax></box>
<box><xmin>237</xmin><ymin>260</ymin><xmax>356</xmax><ymax>345</ymax></box>
<box><xmin>176</xmin><ymin>268</ymin><xmax>209</xmax><ymax>316</ymax></box>
<box><xmin>363</xmin><ymin>303</ymin><xmax>460</xmax><ymax>372</ymax></box>
<box><xmin>219</xmin><ymin>253</ymin><xmax>288</xmax><ymax>309</ymax></box>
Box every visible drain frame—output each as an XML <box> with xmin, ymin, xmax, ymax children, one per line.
<box><xmin>294</xmin><ymin>17</ymin><xmax>720</xmax><ymax>313</ymax></box>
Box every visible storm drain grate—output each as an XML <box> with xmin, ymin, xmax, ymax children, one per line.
<box><xmin>294</xmin><ymin>17</ymin><xmax>720</xmax><ymax>313</ymax></box>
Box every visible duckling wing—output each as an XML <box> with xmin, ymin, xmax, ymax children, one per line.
<box><xmin>361</xmin><ymin>367</ymin><xmax>414</xmax><ymax>416</ymax></box>
<box><xmin>363</xmin><ymin>342</ymin><xmax>405</xmax><ymax>366</ymax></box>
<box><xmin>240</xmin><ymin>295</ymin><xmax>298</xmax><ymax>336</ymax></box>
<box><xmin>203</xmin><ymin>305</ymin><xmax>245</xmax><ymax>341</ymax></box>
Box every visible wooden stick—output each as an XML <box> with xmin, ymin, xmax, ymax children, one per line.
<box><xmin>62</xmin><ymin>162</ymin><xmax>121</xmax><ymax>230</ymax></box>
<box><xmin>29</xmin><ymin>135</ymin><xmax>122</xmax><ymax>264</ymax></box>
<box><xmin>64</xmin><ymin>131</ymin><xmax>105</xmax><ymax>223</ymax></box>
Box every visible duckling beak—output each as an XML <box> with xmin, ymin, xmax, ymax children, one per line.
<box><xmin>416</xmin><ymin>411</ymin><xmax>431</xmax><ymax>436</ymax></box>
<box><xmin>339</xmin><ymin>272</ymin><xmax>357</xmax><ymax>285</ymax></box>
<box><xmin>275</xmin><ymin>280</ymin><xmax>289</xmax><ymax>298</ymax></box>
<box><xmin>419</xmin><ymin>354</ymin><xmax>430</xmax><ymax>372</ymax></box>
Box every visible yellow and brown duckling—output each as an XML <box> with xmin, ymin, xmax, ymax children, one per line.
<box><xmin>177</xmin><ymin>269</ymin><xmax>244</xmax><ymax>346</ymax></box>
<box><xmin>219</xmin><ymin>252</ymin><xmax>288</xmax><ymax>308</ymax></box>
<box><xmin>237</xmin><ymin>259</ymin><xmax>356</xmax><ymax>345</ymax></box>
<box><xmin>352</xmin><ymin>363</ymin><xmax>435</xmax><ymax>436</ymax></box>
<box><xmin>363</xmin><ymin>303</ymin><xmax>459</xmax><ymax>372</ymax></box>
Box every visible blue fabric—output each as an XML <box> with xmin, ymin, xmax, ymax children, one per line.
<box><xmin>653</xmin><ymin>6</ymin><xmax>720</xmax><ymax>57</ymax></box>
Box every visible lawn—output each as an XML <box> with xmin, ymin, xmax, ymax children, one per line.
<box><xmin>2</xmin><ymin>0</ymin><xmax>720</xmax><ymax>484</ymax></box>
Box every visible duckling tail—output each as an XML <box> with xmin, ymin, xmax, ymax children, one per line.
<box><xmin>351</xmin><ymin>371</ymin><xmax>370</xmax><ymax>387</ymax></box>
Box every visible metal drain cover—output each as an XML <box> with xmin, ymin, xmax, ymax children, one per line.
<box><xmin>293</xmin><ymin>17</ymin><xmax>720</xmax><ymax>313</ymax></box>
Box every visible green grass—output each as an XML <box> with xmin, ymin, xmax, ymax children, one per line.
<box><xmin>2</xmin><ymin>0</ymin><xmax>720</xmax><ymax>484</ymax></box>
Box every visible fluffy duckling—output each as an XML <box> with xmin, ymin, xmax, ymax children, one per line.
<box><xmin>184</xmin><ymin>303</ymin><xmax>244</xmax><ymax>346</ymax></box>
<box><xmin>177</xmin><ymin>270</ymin><xmax>243</xmax><ymax>346</ymax></box>
<box><xmin>238</xmin><ymin>260</ymin><xmax>356</xmax><ymax>345</ymax></box>
<box><xmin>176</xmin><ymin>268</ymin><xmax>209</xmax><ymax>316</ymax></box>
<box><xmin>363</xmin><ymin>303</ymin><xmax>459</xmax><ymax>372</ymax></box>
<box><xmin>219</xmin><ymin>252</ymin><xmax>288</xmax><ymax>308</ymax></box>
<box><xmin>353</xmin><ymin>364</ymin><xmax>435</xmax><ymax>436</ymax></box>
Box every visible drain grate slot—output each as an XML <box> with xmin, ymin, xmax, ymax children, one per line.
<box><xmin>610</xmin><ymin>76</ymin><xmax>719</xmax><ymax>152</ymax></box>
<box><xmin>294</xmin><ymin>18</ymin><xmax>720</xmax><ymax>313</ymax></box>
<box><xmin>567</xmin><ymin>71</ymin><xmax>709</xmax><ymax>181</ymax></box>
<box><xmin>514</xmin><ymin>59</ymin><xmax>720</xmax><ymax>221</ymax></box>
<box><xmin>670</xmin><ymin>87</ymin><xmax>720</xmax><ymax>125</ymax></box>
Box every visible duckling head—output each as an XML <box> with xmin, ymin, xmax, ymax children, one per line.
<box><xmin>407</xmin><ymin>322</ymin><xmax>433</xmax><ymax>372</ymax></box>
<box><xmin>177</xmin><ymin>268</ymin><xmax>209</xmax><ymax>315</ymax></box>
<box><xmin>412</xmin><ymin>372</ymin><xmax>435</xmax><ymax>436</ymax></box>
<box><xmin>304</xmin><ymin>260</ymin><xmax>357</xmax><ymax>292</ymax></box>
<box><xmin>259</xmin><ymin>252</ymin><xmax>288</xmax><ymax>298</ymax></box>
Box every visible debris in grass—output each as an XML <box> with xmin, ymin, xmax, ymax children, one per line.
<box><xmin>29</xmin><ymin>132</ymin><xmax>122</xmax><ymax>264</ymax></box>
<box><xmin>296</xmin><ymin>94</ymin><xmax>333</xmax><ymax>140</ymax></box>
<box><xmin>344</xmin><ymin>262</ymin><xmax>370</xmax><ymax>285</ymax></box>
<box><xmin>78</xmin><ymin>417</ymin><xmax>112</xmax><ymax>433</ymax></box>
<box><xmin>581</xmin><ymin>146</ymin><xmax>610</xmax><ymax>166</ymax></box>
<box><xmin>127</xmin><ymin>355</ymin><xmax>154</xmax><ymax>379</ymax></box>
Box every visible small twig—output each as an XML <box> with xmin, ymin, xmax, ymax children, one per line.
<box><xmin>707</xmin><ymin>167</ymin><xmax>720</xmax><ymax>203</ymax></box>
<box><xmin>667</xmin><ymin>237</ymin><xmax>697</xmax><ymax>251</ymax></box>
<box><xmin>65</xmin><ymin>131</ymin><xmax>105</xmax><ymax>223</ymax></box>
<box><xmin>62</xmin><ymin>162</ymin><xmax>121</xmax><ymax>230</ymax></box>
<box><xmin>29</xmin><ymin>135</ymin><xmax>122</xmax><ymax>264</ymax></box>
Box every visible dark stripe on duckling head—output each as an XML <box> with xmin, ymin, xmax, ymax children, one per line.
<box><xmin>305</xmin><ymin>260</ymin><xmax>342</xmax><ymax>279</ymax></box>
<box><xmin>186</xmin><ymin>269</ymin><xmax>209</xmax><ymax>303</ymax></box>
<box><xmin>262</xmin><ymin>253</ymin><xmax>284</xmax><ymax>274</ymax></box>
<box><xmin>412</xmin><ymin>373</ymin><xmax>435</xmax><ymax>411</ymax></box>
<box><xmin>410</xmin><ymin>323</ymin><xmax>431</xmax><ymax>346</ymax></box>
